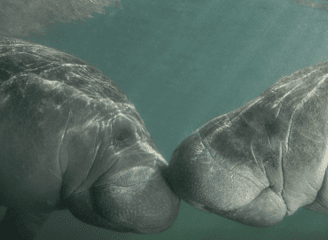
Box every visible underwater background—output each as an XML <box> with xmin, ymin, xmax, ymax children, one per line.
<box><xmin>15</xmin><ymin>0</ymin><xmax>328</xmax><ymax>239</ymax></box>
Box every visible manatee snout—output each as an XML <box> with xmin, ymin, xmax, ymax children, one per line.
<box><xmin>166</xmin><ymin>129</ymin><xmax>287</xmax><ymax>228</ymax></box>
<box><xmin>93</xmin><ymin>171</ymin><xmax>180</xmax><ymax>234</ymax></box>
<box><xmin>67</xmin><ymin>134</ymin><xmax>181</xmax><ymax>235</ymax></box>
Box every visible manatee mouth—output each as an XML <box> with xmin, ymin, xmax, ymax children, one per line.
<box><xmin>68</xmin><ymin>171</ymin><xmax>180</xmax><ymax>235</ymax></box>
<box><xmin>91</xmin><ymin>173</ymin><xmax>180</xmax><ymax>234</ymax></box>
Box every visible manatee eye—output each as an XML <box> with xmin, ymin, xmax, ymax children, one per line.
<box><xmin>112</xmin><ymin>116</ymin><xmax>137</xmax><ymax>148</ymax></box>
<box><xmin>116</xmin><ymin>127</ymin><xmax>135</xmax><ymax>143</ymax></box>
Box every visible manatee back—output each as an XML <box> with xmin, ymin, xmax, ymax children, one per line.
<box><xmin>0</xmin><ymin>37</ymin><xmax>129</xmax><ymax>103</ymax></box>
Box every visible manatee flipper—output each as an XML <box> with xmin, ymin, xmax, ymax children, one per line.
<box><xmin>0</xmin><ymin>208</ymin><xmax>49</xmax><ymax>240</ymax></box>
<box><xmin>166</xmin><ymin>60</ymin><xmax>328</xmax><ymax>227</ymax></box>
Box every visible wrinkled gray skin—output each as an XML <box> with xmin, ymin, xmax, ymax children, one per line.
<box><xmin>167</xmin><ymin>60</ymin><xmax>328</xmax><ymax>227</ymax></box>
<box><xmin>0</xmin><ymin>37</ymin><xmax>180</xmax><ymax>240</ymax></box>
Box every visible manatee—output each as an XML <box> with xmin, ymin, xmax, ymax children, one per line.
<box><xmin>166</xmin><ymin>60</ymin><xmax>328</xmax><ymax>227</ymax></box>
<box><xmin>0</xmin><ymin>37</ymin><xmax>180</xmax><ymax>240</ymax></box>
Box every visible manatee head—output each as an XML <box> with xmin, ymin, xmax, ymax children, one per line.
<box><xmin>67</xmin><ymin>107</ymin><xmax>179</xmax><ymax>234</ymax></box>
<box><xmin>60</xmin><ymin>85</ymin><xmax>180</xmax><ymax>235</ymax></box>
<box><xmin>166</xmin><ymin>60</ymin><xmax>328</xmax><ymax>227</ymax></box>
